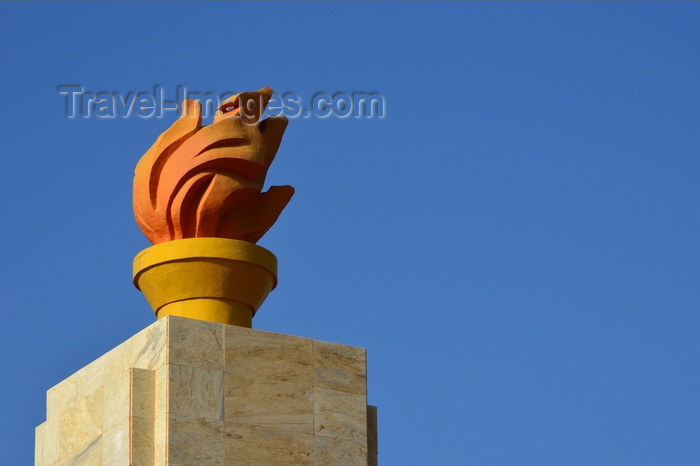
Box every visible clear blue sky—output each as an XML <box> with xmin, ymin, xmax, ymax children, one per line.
<box><xmin>2</xmin><ymin>3</ymin><xmax>699</xmax><ymax>465</ymax></box>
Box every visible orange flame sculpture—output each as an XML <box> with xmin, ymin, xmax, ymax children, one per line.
<box><xmin>132</xmin><ymin>88</ymin><xmax>293</xmax><ymax>327</ymax></box>
<box><xmin>134</xmin><ymin>87</ymin><xmax>293</xmax><ymax>244</ymax></box>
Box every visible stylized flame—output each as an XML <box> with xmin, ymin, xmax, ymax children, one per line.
<box><xmin>134</xmin><ymin>88</ymin><xmax>294</xmax><ymax>244</ymax></box>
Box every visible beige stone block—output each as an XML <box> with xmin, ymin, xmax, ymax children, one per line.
<box><xmin>225</xmin><ymin>326</ymin><xmax>313</xmax><ymax>386</ymax></box>
<box><xmin>103</xmin><ymin>370</ymin><xmax>130</xmax><ymax>431</ymax></box>
<box><xmin>59</xmin><ymin>386</ymin><xmax>104</xmax><ymax>457</ymax></box>
<box><xmin>46</xmin><ymin>374</ymin><xmax>79</xmax><ymax>420</ymax></box>
<box><xmin>313</xmin><ymin>340</ymin><xmax>367</xmax><ymax>395</ymax></box>
<box><xmin>169</xmin><ymin>364</ymin><xmax>224</xmax><ymax>421</ymax></box>
<box><xmin>224</xmin><ymin>423</ymin><xmax>313</xmax><ymax>465</ymax></box>
<box><xmin>102</xmin><ymin>420</ymin><xmax>129</xmax><ymax>466</ymax></box>
<box><xmin>168</xmin><ymin>416</ymin><xmax>224</xmax><ymax>465</ymax></box>
<box><xmin>155</xmin><ymin>364</ymin><xmax>168</xmax><ymax>419</ymax></box>
<box><xmin>131</xmin><ymin>368</ymin><xmax>155</xmax><ymax>418</ymax></box>
<box><xmin>168</xmin><ymin>316</ymin><xmax>224</xmax><ymax>371</ymax></box>
<box><xmin>38</xmin><ymin>316</ymin><xmax>376</xmax><ymax>466</ymax></box>
<box><xmin>153</xmin><ymin>414</ymin><xmax>167</xmax><ymax>466</ymax></box>
<box><xmin>35</xmin><ymin>416</ymin><xmax>59</xmax><ymax>466</ymax></box>
<box><xmin>131</xmin><ymin>368</ymin><xmax>155</xmax><ymax>466</ymax></box>
<box><xmin>314</xmin><ymin>435</ymin><xmax>368</xmax><ymax>466</ymax></box>
<box><xmin>224</xmin><ymin>374</ymin><xmax>313</xmax><ymax>434</ymax></box>
<box><xmin>126</xmin><ymin>317</ymin><xmax>167</xmax><ymax>370</ymax></box>
<box><xmin>75</xmin><ymin>345</ymin><xmax>128</xmax><ymax>403</ymax></box>
<box><xmin>131</xmin><ymin>415</ymin><xmax>154</xmax><ymax>465</ymax></box>
<box><xmin>47</xmin><ymin>346</ymin><xmax>123</xmax><ymax>418</ymax></box>
<box><xmin>367</xmin><ymin>405</ymin><xmax>378</xmax><ymax>466</ymax></box>
<box><xmin>314</xmin><ymin>388</ymin><xmax>367</xmax><ymax>443</ymax></box>
<box><xmin>46</xmin><ymin>318</ymin><xmax>166</xmax><ymax>418</ymax></box>
<box><xmin>57</xmin><ymin>435</ymin><xmax>103</xmax><ymax>466</ymax></box>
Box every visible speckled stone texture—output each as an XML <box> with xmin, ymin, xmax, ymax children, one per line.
<box><xmin>35</xmin><ymin>316</ymin><xmax>378</xmax><ymax>465</ymax></box>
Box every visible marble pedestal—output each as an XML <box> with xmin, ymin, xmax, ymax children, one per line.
<box><xmin>35</xmin><ymin>316</ymin><xmax>378</xmax><ymax>465</ymax></box>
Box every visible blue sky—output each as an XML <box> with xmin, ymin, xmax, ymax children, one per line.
<box><xmin>2</xmin><ymin>3</ymin><xmax>699</xmax><ymax>465</ymax></box>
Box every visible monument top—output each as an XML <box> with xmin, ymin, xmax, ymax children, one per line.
<box><xmin>132</xmin><ymin>88</ymin><xmax>293</xmax><ymax>327</ymax></box>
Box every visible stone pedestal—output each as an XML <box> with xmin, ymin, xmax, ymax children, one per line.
<box><xmin>35</xmin><ymin>316</ymin><xmax>378</xmax><ymax>465</ymax></box>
